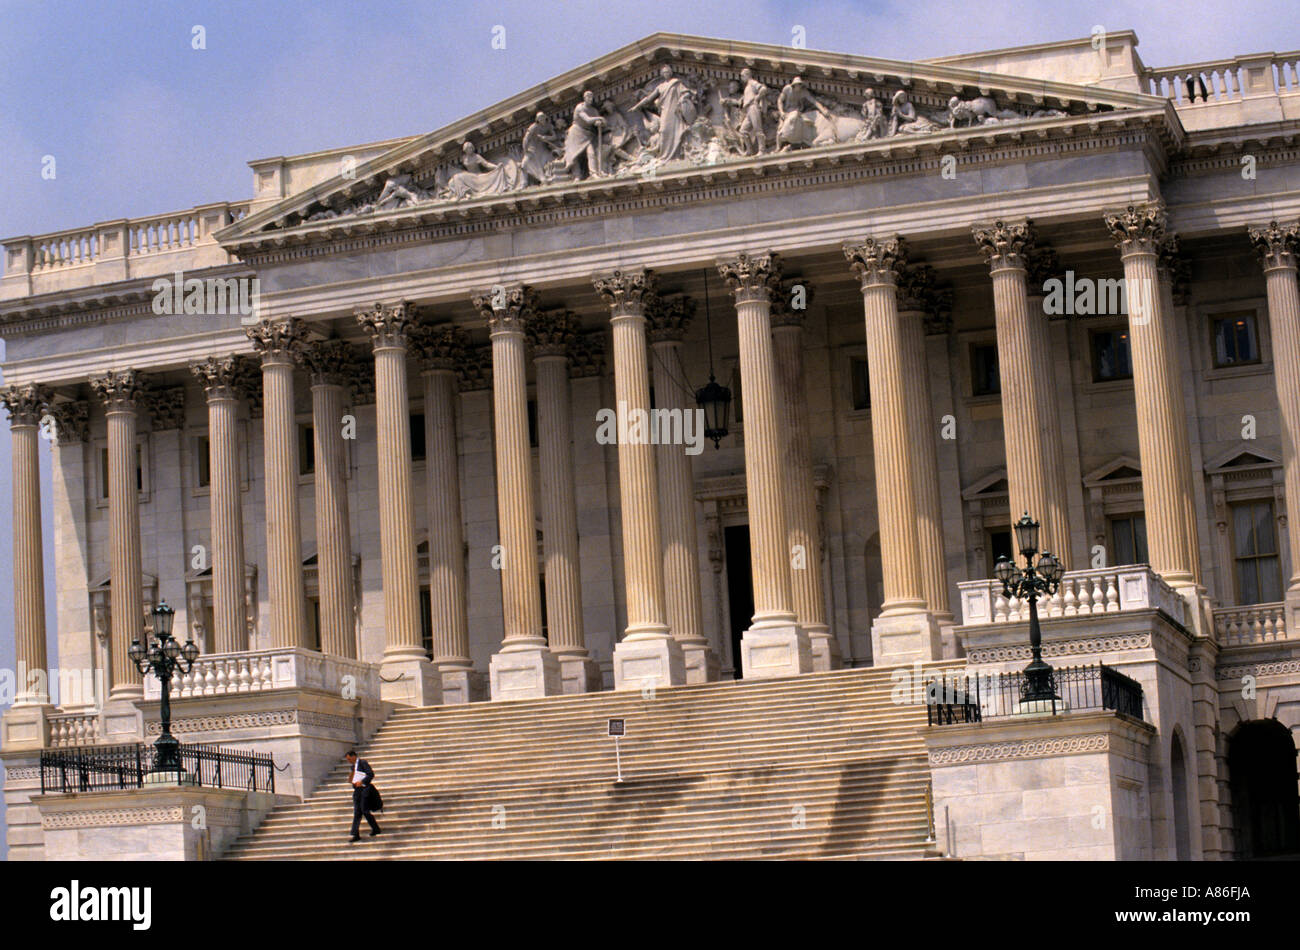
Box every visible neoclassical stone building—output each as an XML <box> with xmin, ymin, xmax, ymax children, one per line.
<box><xmin>3</xmin><ymin>31</ymin><xmax>1300</xmax><ymax>860</ymax></box>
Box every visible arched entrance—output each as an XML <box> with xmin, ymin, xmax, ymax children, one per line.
<box><xmin>1170</xmin><ymin>733</ymin><xmax>1192</xmax><ymax>860</ymax></box>
<box><xmin>1228</xmin><ymin>719</ymin><xmax>1300</xmax><ymax>859</ymax></box>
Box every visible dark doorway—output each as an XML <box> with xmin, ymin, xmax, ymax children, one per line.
<box><xmin>1228</xmin><ymin>719</ymin><xmax>1300</xmax><ymax>858</ymax></box>
<box><xmin>724</xmin><ymin>524</ymin><xmax>754</xmax><ymax>680</ymax></box>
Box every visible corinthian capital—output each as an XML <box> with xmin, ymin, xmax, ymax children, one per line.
<box><xmin>647</xmin><ymin>295</ymin><xmax>695</xmax><ymax>342</ymax></box>
<box><xmin>298</xmin><ymin>339</ymin><xmax>359</xmax><ymax>386</ymax></box>
<box><xmin>593</xmin><ymin>269</ymin><xmax>657</xmax><ymax>316</ymax></box>
<box><xmin>972</xmin><ymin>220</ymin><xmax>1033</xmax><ymax>271</ymax></box>
<box><xmin>246</xmin><ymin>317</ymin><xmax>308</xmax><ymax>363</ymax></box>
<box><xmin>46</xmin><ymin>399</ymin><xmax>89</xmax><ymax>444</ymax></box>
<box><xmin>90</xmin><ymin>369</ymin><xmax>144</xmax><ymax>412</ymax></box>
<box><xmin>569</xmin><ymin>333</ymin><xmax>606</xmax><ymax>378</ymax></box>
<box><xmin>457</xmin><ymin>345</ymin><xmax>493</xmax><ymax>391</ymax></box>
<box><xmin>412</xmin><ymin>323</ymin><xmax>471</xmax><ymax>373</ymax></box>
<box><xmin>770</xmin><ymin>278</ymin><xmax>813</xmax><ymax>327</ymax></box>
<box><xmin>191</xmin><ymin>355</ymin><xmax>243</xmax><ymax>400</ymax></box>
<box><xmin>472</xmin><ymin>283</ymin><xmax>539</xmax><ymax>333</ymax></box>
<box><xmin>844</xmin><ymin>236</ymin><xmax>906</xmax><ymax>287</ymax></box>
<box><xmin>1103</xmin><ymin>203</ymin><xmax>1166</xmax><ymax>257</ymax></box>
<box><xmin>897</xmin><ymin>264</ymin><xmax>936</xmax><ymax>312</ymax></box>
<box><xmin>527</xmin><ymin>308</ymin><xmax>580</xmax><ymax>358</ymax></box>
<box><xmin>1248</xmin><ymin>220</ymin><xmax>1300</xmax><ymax>272</ymax></box>
<box><xmin>0</xmin><ymin>383</ymin><xmax>52</xmax><ymax>426</ymax></box>
<box><xmin>1157</xmin><ymin>235</ymin><xmax>1191</xmax><ymax>304</ymax></box>
<box><xmin>717</xmin><ymin>251</ymin><xmax>781</xmax><ymax>302</ymax></box>
<box><xmin>356</xmin><ymin>301</ymin><xmax>416</xmax><ymax>350</ymax></box>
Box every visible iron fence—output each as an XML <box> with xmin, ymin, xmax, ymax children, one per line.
<box><xmin>925</xmin><ymin>663</ymin><xmax>1145</xmax><ymax>725</ymax></box>
<box><xmin>40</xmin><ymin>742</ymin><xmax>275</xmax><ymax>794</ymax></box>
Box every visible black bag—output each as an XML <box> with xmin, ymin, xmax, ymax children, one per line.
<box><xmin>366</xmin><ymin>783</ymin><xmax>384</xmax><ymax>812</ymax></box>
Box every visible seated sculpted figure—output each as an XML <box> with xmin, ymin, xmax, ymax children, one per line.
<box><xmin>374</xmin><ymin>172</ymin><xmax>426</xmax><ymax>210</ymax></box>
<box><xmin>444</xmin><ymin>141</ymin><xmax>525</xmax><ymax>199</ymax></box>
<box><xmin>521</xmin><ymin>112</ymin><xmax>561</xmax><ymax>185</ymax></box>
<box><xmin>889</xmin><ymin>89</ymin><xmax>942</xmax><ymax>135</ymax></box>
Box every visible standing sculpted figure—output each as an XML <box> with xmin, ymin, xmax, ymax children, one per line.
<box><xmin>776</xmin><ymin>76</ymin><xmax>830</xmax><ymax>151</ymax></box>
<box><xmin>858</xmin><ymin>87</ymin><xmax>887</xmax><ymax>141</ymax></box>
<box><xmin>557</xmin><ymin>90</ymin><xmax>607</xmax><ymax>180</ymax></box>
<box><xmin>521</xmin><ymin>112</ymin><xmax>561</xmax><ymax>184</ymax></box>
<box><xmin>633</xmin><ymin>64</ymin><xmax>696</xmax><ymax>162</ymax></box>
<box><xmin>736</xmin><ymin>68</ymin><xmax>769</xmax><ymax>154</ymax></box>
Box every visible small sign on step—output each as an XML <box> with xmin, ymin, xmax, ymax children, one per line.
<box><xmin>607</xmin><ymin>718</ymin><xmax>625</xmax><ymax>783</ymax></box>
<box><xmin>607</xmin><ymin>718</ymin><xmax>625</xmax><ymax>737</ymax></box>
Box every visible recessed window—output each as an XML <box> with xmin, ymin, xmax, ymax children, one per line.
<box><xmin>1091</xmin><ymin>329</ymin><xmax>1133</xmax><ymax>382</ymax></box>
<box><xmin>527</xmin><ymin>399</ymin><xmax>539</xmax><ymax>449</ymax></box>
<box><xmin>970</xmin><ymin>343</ymin><xmax>1000</xmax><ymax>396</ymax></box>
<box><xmin>420</xmin><ymin>588</ymin><xmax>433</xmax><ymax>660</ymax></box>
<box><xmin>850</xmin><ymin>357</ymin><xmax>871</xmax><ymax>411</ymax></box>
<box><xmin>307</xmin><ymin>597</ymin><xmax>322</xmax><ymax>652</ymax></box>
<box><xmin>100</xmin><ymin>444</ymin><xmax>145</xmax><ymax>499</ymax></box>
<box><xmin>410</xmin><ymin>412</ymin><xmax>426</xmax><ymax>462</ymax></box>
<box><xmin>299</xmin><ymin>424</ymin><xmax>315</xmax><ymax>476</ymax></box>
<box><xmin>1212</xmin><ymin>312</ymin><xmax>1260</xmax><ymax>367</ymax></box>
<box><xmin>1233</xmin><ymin>501</ymin><xmax>1282</xmax><ymax>605</ymax></box>
<box><xmin>195</xmin><ymin>436</ymin><xmax>211</xmax><ymax>489</ymax></box>
<box><xmin>1109</xmin><ymin>514</ymin><xmax>1149</xmax><ymax>566</ymax></box>
<box><xmin>985</xmin><ymin>528</ymin><xmax>1012</xmax><ymax>576</ymax></box>
<box><xmin>539</xmin><ymin>573</ymin><xmax>549</xmax><ymax>644</ymax></box>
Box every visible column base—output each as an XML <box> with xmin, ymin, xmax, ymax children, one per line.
<box><xmin>380</xmin><ymin>655</ymin><xmax>443</xmax><ymax>707</ymax></box>
<box><xmin>490</xmin><ymin>646</ymin><xmax>562</xmax><ymax>701</ymax></box>
<box><xmin>613</xmin><ymin>636</ymin><xmax>687</xmax><ymax>691</ymax></box>
<box><xmin>740</xmin><ymin>623</ymin><xmax>813</xmax><ymax>679</ymax></box>
<box><xmin>0</xmin><ymin>704</ymin><xmax>55</xmax><ymax>752</ymax></box>
<box><xmin>871</xmin><ymin>611</ymin><xmax>943</xmax><ymax>666</ymax></box>
<box><xmin>438</xmin><ymin>667</ymin><xmax>489</xmax><ymax>705</ymax></box>
<box><xmin>805</xmin><ymin>624</ymin><xmax>842</xmax><ymax>672</ymax></box>
<box><xmin>679</xmin><ymin>640</ymin><xmax>720</xmax><ymax>684</ymax></box>
<box><xmin>558</xmin><ymin>655</ymin><xmax>605</xmax><ymax>694</ymax></box>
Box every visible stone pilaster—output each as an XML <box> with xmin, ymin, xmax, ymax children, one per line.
<box><xmin>528</xmin><ymin>309</ymin><xmax>602</xmax><ymax>693</ymax></box>
<box><xmin>245</xmin><ymin>318</ymin><xmax>309</xmax><ymax>651</ymax></box>
<box><xmin>647</xmin><ymin>295</ymin><xmax>719</xmax><ymax>682</ymax></box>
<box><xmin>768</xmin><ymin>285</ymin><xmax>840</xmax><ymax>670</ymax></box>
<box><xmin>473</xmin><ymin>285</ymin><xmax>561</xmax><ymax>700</ymax></box>
<box><xmin>190</xmin><ymin>357</ymin><xmax>250</xmax><ymax>655</ymax></box>
<box><xmin>357</xmin><ymin>302</ymin><xmax>440</xmax><ymax>706</ymax></box>
<box><xmin>717</xmin><ymin>252</ymin><xmax>812</xmax><ymax>678</ymax></box>
<box><xmin>1103</xmin><ymin>206</ymin><xmax>1200</xmax><ymax>591</ymax></box>
<box><xmin>412</xmin><ymin>324</ymin><xmax>486</xmax><ymax>703</ymax></box>
<box><xmin>844</xmin><ymin>237</ymin><xmax>942</xmax><ymax>663</ymax></box>
<box><xmin>973</xmin><ymin>221</ymin><xmax>1072</xmax><ymax>568</ymax></box>
<box><xmin>297</xmin><ymin>341</ymin><xmax>358</xmax><ymax>660</ymax></box>
<box><xmin>593</xmin><ymin>269</ymin><xmax>686</xmax><ymax>689</ymax></box>
<box><xmin>1248</xmin><ymin>221</ymin><xmax>1300</xmax><ymax>624</ymax></box>
<box><xmin>89</xmin><ymin>370</ymin><xmax>146</xmax><ymax>700</ymax></box>
<box><xmin>0</xmin><ymin>384</ymin><xmax>51</xmax><ymax>704</ymax></box>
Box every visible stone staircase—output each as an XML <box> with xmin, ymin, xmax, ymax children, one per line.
<box><xmin>225</xmin><ymin>662</ymin><xmax>961</xmax><ymax>860</ymax></box>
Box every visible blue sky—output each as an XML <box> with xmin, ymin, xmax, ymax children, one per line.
<box><xmin>0</xmin><ymin>0</ymin><xmax>1290</xmax><ymax>855</ymax></box>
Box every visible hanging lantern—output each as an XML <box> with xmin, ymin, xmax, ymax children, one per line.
<box><xmin>695</xmin><ymin>373</ymin><xmax>732</xmax><ymax>449</ymax></box>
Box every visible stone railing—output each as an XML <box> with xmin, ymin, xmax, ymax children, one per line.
<box><xmin>1214</xmin><ymin>602</ymin><xmax>1288</xmax><ymax>646</ymax></box>
<box><xmin>1142</xmin><ymin>51</ymin><xmax>1300</xmax><ymax>105</ymax></box>
<box><xmin>958</xmin><ymin>565</ymin><xmax>1187</xmax><ymax>628</ymax></box>
<box><xmin>46</xmin><ymin>711</ymin><xmax>105</xmax><ymax>747</ymax></box>
<box><xmin>142</xmin><ymin>647</ymin><xmax>379</xmax><ymax>703</ymax></box>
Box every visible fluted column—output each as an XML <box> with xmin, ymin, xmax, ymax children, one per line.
<box><xmin>768</xmin><ymin>286</ymin><xmax>841</xmax><ymax>668</ymax></box>
<box><xmin>1249</xmin><ymin>222</ymin><xmax>1300</xmax><ymax>600</ymax></box>
<box><xmin>528</xmin><ymin>309</ymin><xmax>603</xmax><ymax>693</ymax></box>
<box><xmin>844</xmin><ymin>237</ymin><xmax>942</xmax><ymax>663</ymax></box>
<box><xmin>473</xmin><ymin>285</ymin><xmax>561</xmax><ymax>699</ymax></box>
<box><xmin>717</xmin><ymin>252</ymin><xmax>812</xmax><ymax>677</ymax></box>
<box><xmin>412</xmin><ymin>324</ymin><xmax>485</xmax><ymax>703</ymax></box>
<box><xmin>297</xmin><ymin>341</ymin><xmax>358</xmax><ymax>659</ymax></box>
<box><xmin>90</xmin><ymin>370</ymin><xmax>146</xmax><ymax>699</ymax></box>
<box><xmin>358</xmin><ymin>302</ymin><xmax>440</xmax><ymax>705</ymax></box>
<box><xmin>594</xmin><ymin>269</ymin><xmax>686</xmax><ymax>688</ymax></box>
<box><xmin>190</xmin><ymin>357</ymin><xmax>249</xmax><ymax>654</ymax></box>
<box><xmin>1103</xmin><ymin>205</ymin><xmax>1200</xmax><ymax>588</ymax></box>
<box><xmin>246</xmin><ymin>318</ymin><xmax>309</xmax><ymax>651</ymax></box>
<box><xmin>647</xmin><ymin>295</ymin><xmax>718</xmax><ymax>681</ymax></box>
<box><xmin>973</xmin><ymin>221</ymin><xmax>1072</xmax><ymax>567</ymax></box>
<box><xmin>1</xmin><ymin>384</ymin><xmax>51</xmax><ymax>704</ymax></box>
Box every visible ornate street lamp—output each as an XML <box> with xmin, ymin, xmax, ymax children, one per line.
<box><xmin>693</xmin><ymin>267</ymin><xmax>731</xmax><ymax>448</ymax></box>
<box><xmin>129</xmin><ymin>601</ymin><xmax>200</xmax><ymax>774</ymax></box>
<box><xmin>994</xmin><ymin>513</ymin><xmax>1064</xmax><ymax>705</ymax></box>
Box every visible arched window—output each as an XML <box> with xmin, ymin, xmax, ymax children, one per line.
<box><xmin>1170</xmin><ymin>732</ymin><xmax>1192</xmax><ymax>860</ymax></box>
<box><xmin>1228</xmin><ymin>719</ymin><xmax>1300</xmax><ymax>858</ymax></box>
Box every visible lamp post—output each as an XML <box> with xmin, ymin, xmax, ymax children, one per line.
<box><xmin>128</xmin><ymin>601</ymin><xmax>199</xmax><ymax>773</ymax></box>
<box><xmin>994</xmin><ymin>513</ymin><xmax>1064</xmax><ymax>704</ymax></box>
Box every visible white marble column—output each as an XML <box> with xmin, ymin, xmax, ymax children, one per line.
<box><xmin>593</xmin><ymin>269</ymin><xmax>687</xmax><ymax>689</ymax></box>
<box><xmin>973</xmin><ymin>221</ymin><xmax>1073</xmax><ymax>568</ymax></box>
<box><xmin>844</xmin><ymin>237</ymin><xmax>942</xmax><ymax>663</ymax></box>
<box><xmin>647</xmin><ymin>295</ymin><xmax>719</xmax><ymax>682</ymax></box>
<box><xmin>529</xmin><ymin>309</ymin><xmax>603</xmax><ymax>693</ymax></box>
<box><xmin>473</xmin><ymin>285</ymin><xmax>561</xmax><ymax>700</ymax></box>
<box><xmin>358</xmin><ymin>303</ymin><xmax>440</xmax><ymax>706</ymax></box>
<box><xmin>1103</xmin><ymin>206</ymin><xmax>1201</xmax><ymax>589</ymax></box>
<box><xmin>717</xmin><ymin>252</ymin><xmax>812</xmax><ymax>678</ymax></box>
<box><xmin>190</xmin><ymin>357</ymin><xmax>249</xmax><ymax>655</ymax></box>
<box><xmin>1</xmin><ymin>384</ymin><xmax>51</xmax><ymax>704</ymax></box>
<box><xmin>246</xmin><ymin>319</ymin><xmax>309</xmax><ymax>651</ymax></box>
<box><xmin>1249</xmin><ymin>221</ymin><xmax>1300</xmax><ymax>620</ymax></box>
<box><xmin>297</xmin><ymin>341</ymin><xmax>358</xmax><ymax>659</ymax></box>
<box><xmin>88</xmin><ymin>370</ymin><xmax>147</xmax><ymax>700</ymax></box>
<box><xmin>768</xmin><ymin>288</ymin><xmax>840</xmax><ymax>669</ymax></box>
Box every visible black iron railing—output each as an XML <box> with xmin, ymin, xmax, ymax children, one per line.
<box><xmin>925</xmin><ymin>663</ymin><xmax>1145</xmax><ymax>725</ymax></box>
<box><xmin>40</xmin><ymin>743</ymin><xmax>275</xmax><ymax>794</ymax></box>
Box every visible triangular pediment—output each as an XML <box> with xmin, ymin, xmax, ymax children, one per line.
<box><xmin>1205</xmin><ymin>443</ymin><xmax>1280</xmax><ymax>473</ymax></box>
<box><xmin>218</xmin><ymin>33</ymin><xmax>1169</xmax><ymax>251</ymax></box>
<box><xmin>1084</xmin><ymin>456</ymin><xmax>1143</xmax><ymax>485</ymax></box>
<box><xmin>963</xmin><ymin>469</ymin><xmax>1009</xmax><ymax>499</ymax></box>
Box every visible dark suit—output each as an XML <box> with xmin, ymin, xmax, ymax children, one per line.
<box><xmin>349</xmin><ymin>758</ymin><xmax>381</xmax><ymax>837</ymax></box>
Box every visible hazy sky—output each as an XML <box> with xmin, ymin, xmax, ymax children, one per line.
<box><xmin>0</xmin><ymin>0</ymin><xmax>1292</xmax><ymax>856</ymax></box>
